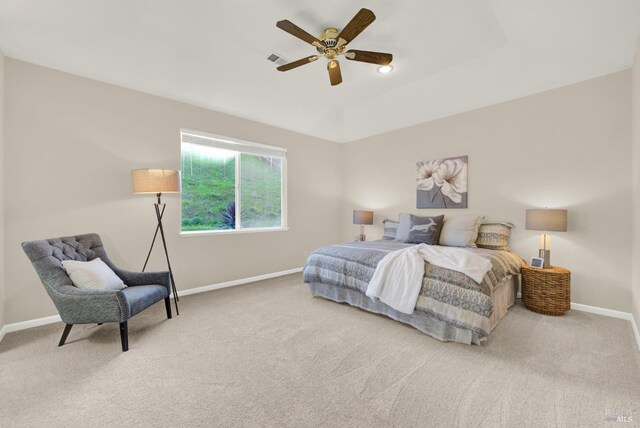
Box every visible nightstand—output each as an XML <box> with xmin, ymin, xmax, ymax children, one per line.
<box><xmin>520</xmin><ymin>266</ymin><xmax>571</xmax><ymax>316</ymax></box>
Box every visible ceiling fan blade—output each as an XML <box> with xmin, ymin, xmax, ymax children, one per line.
<box><xmin>327</xmin><ymin>60</ymin><xmax>342</xmax><ymax>86</ymax></box>
<box><xmin>276</xmin><ymin>20</ymin><xmax>324</xmax><ymax>48</ymax></box>
<box><xmin>336</xmin><ymin>8</ymin><xmax>376</xmax><ymax>47</ymax></box>
<box><xmin>344</xmin><ymin>50</ymin><xmax>392</xmax><ymax>65</ymax></box>
<box><xmin>277</xmin><ymin>55</ymin><xmax>319</xmax><ymax>72</ymax></box>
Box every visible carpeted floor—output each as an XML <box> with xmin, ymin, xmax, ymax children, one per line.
<box><xmin>1</xmin><ymin>273</ymin><xmax>639</xmax><ymax>427</ymax></box>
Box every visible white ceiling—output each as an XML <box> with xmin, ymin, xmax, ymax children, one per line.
<box><xmin>1</xmin><ymin>1</ymin><xmax>639</xmax><ymax>142</ymax></box>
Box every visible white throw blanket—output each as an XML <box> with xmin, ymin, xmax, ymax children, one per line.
<box><xmin>365</xmin><ymin>244</ymin><xmax>493</xmax><ymax>314</ymax></box>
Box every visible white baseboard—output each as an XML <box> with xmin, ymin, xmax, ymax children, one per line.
<box><xmin>0</xmin><ymin>268</ymin><xmax>303</xmax><ymax>343</ymax></box>
<box><xmin>570</xmin><ymin>303</ymin><xmax>640</xmax><ymax>351</ymax></box>
<box><xmin>176</xmin><ymin>267</ymin><xmax>303</xmax><ymax>298</ymax></box>
<box><xmin>516</xmin><ymin>292</ymin><xmax>640</xmax><ymax>351</ymax></box>
<box><xmin>0</xmin><ymin>314</ymin><xmax>62</xmax><ymax>343</ymax></box>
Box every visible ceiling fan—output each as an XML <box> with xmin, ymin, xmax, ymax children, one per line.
<box><xmin>275</xmin><ymin>8</ymin><xmax>393</xmax><ymax>86</ymax></box>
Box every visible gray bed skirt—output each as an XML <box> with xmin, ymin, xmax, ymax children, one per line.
<box><xmin>308</xmin><ymin>281</ymin><xmax>482</xmax><ymax>345</ymax></box>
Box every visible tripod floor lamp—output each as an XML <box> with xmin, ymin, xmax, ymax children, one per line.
<box><xmin>131</xmin><ymin>169</ymin><xmax>181</xmax><ymax>315</ymax></box>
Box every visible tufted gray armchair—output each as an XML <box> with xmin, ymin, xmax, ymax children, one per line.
<box><xmin>21</xmin><ymin>233</ymin><xmax>172</xmax><ymax>352</ymax></box>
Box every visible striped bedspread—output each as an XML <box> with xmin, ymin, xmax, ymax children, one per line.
<box><xmin>303</xmin><ymin>240</ymin><xmax>525</xmax><ymax>338</ymax></box>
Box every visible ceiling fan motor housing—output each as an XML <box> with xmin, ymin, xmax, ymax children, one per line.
<box><xmin>317</xmin><ymin>28</ymin><xmax>341</xmax><ymax>57</ymax></box>
<box><xmin>320</xmin><ymin>28</ymin><xmax>339</xmax><ymax>45</ymax></box>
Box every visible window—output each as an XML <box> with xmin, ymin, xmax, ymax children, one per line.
<box><xmin>180</xmin><ymin>130</ymin><xmax>287</xmax><ymax>234</ymax></box>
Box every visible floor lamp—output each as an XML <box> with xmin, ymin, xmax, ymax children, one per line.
<box><xmin>132</xmin><ymin>169</ymin><xmax>181</xmax><ymax>314</ymax></box>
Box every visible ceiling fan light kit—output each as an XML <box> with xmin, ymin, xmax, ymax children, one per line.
<box><xmin>275</xmin><ymin>8</ymin><xmax>393</xmax><ymax>86</ymax></box>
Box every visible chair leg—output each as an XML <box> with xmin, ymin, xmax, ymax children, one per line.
<box><xmin>119</xmin><ymin>322</ymin><xmax>129</xmax><ymax>352</ymax></box>
<box><xmin>58</xmin><ymin>324</ymin><xmax>73</xmax><ymax>347</ymax></box>
<box><xmin>165</xmin><ymin>297</ymin><xmax>172</xmax><ymax>319</ymax></box>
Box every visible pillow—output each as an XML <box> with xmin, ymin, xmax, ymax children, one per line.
<box><xmin>406</xmin><ymin>214</ymin><xmax>445</xmax><ymax>245</ymax></box>
<box><xmin>395</xmin><ymin>213</ymin><xmax>412</xmax><ymax>241</ymax></box>
<box><xmin>476</xmin><ymin>222</ymin><xmax>513</xmax><ymax>250</ymax></box>
<box><xmin>439</xmin><ymin>215</ymin><xmax>484</xmax><ymax>247</ymax></box>
<box><xmin>62</xmin><ymin>258</ymin><xmax>126</xmax><ymax>291</ymax></box>
<box><xmin>382</xmin><ymin>219</ymin><xmax>399</xmax><ymax>240</ymax></box>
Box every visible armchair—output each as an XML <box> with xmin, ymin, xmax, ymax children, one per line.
<box><xmin>21</xmin><ymin>233</ymin><xmax>172</xmax><ymax>352</ymax></box>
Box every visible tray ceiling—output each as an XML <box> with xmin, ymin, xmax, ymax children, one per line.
<box><xmin>1</xmin><ymin>0</ymin><xmax>639</xmax><ymax>142</ymax></box>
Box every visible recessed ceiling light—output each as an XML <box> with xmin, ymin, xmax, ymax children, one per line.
<box><xmin>377</xmin><ymin>65</ymin><xmax>394</xmax><ymax>74</ymax></box>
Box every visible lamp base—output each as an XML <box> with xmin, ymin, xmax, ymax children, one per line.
<box><xmin>539</xmin><ymin>249</ymin><xmax>551</xmax><ymax>268</ymax></box>
<box><xmin>142</xmin><ymin>197</ymin><xmax>180</xmax><ymax>315</ymax></box>
<box><xmin>356</xmin><ymin>234</ymin><xmax>366</xmax><ymax>242</ymax></box>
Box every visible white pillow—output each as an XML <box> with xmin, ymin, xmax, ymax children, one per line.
<box><xmin>394</xmin><ymin>213</ymin><xmax>412</xmax><ymax>242</ymax></box>
<box><xmin>439</xmin><ymin>215</ymin><xmax>484</xmax><ymax>247</ymax></box>
<box><xmin>62</xmin><ymin>258</ymin><xmax>126</xmax><ymax>291</ymax></box>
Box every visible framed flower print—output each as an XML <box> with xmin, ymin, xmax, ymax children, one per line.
<box><xmin>416</xmin><ymin>156</ymin><xmax>468</xmax><ymax>209</ymax></box>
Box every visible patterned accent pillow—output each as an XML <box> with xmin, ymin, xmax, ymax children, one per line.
<box><xmin>406</xmin><ymin>214</ymin><xmax>445</xmax><ymax>244</ymax></box>
<box><xmin>476</xmin><ymin>222</ymin><xmax>513</xmax><ymax>250</ymax></box>
<box><xmin>382</xmin><ymin>219</ymin><xmax>399</xmax><ymax>240</ymax></box>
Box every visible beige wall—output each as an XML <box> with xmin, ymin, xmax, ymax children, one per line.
<box><xmin>0</xmin><ymin>51</ymin><xmax>4</xmax><ymax>328</ymax></box>
<box><xmin>632</xmin><ymin>39</ymin><xmax>640</xmax><ymax>330</ymax></box>
<box><xmin>3</xmin><ymin>59</ymin><xmax>343</xmax><ymax>324</ymax></box>
<box><xmin>2</xmin><ymin>58</ymin><xmax>637</xmax><ymax>324</ymax></box>
<box><xmin>343</xmin><ymin>70</ymin><xmax>633</xmax><ymax>313</ymax></box>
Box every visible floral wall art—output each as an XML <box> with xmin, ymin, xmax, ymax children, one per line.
<box><xmin>416</xmin><ymin>155</ymin><xmax>468</xmax><ymax>208</ymax></box>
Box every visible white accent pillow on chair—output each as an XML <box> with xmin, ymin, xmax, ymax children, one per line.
<box><xmin>62</xmin><ymin>258</ymin><xmax>126</xmax><ymax>291</ymax></box>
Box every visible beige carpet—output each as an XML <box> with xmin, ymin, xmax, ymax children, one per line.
<box><xmin>1</xmin><ymin>273</ymin><xmax>639</xmax><ymax>427</ymax></box>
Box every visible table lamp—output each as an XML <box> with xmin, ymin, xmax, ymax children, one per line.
<box><xmin>353</xmin><ymin>210</ymin><xmax>374</xmax><ymax>241</ymax></box>
<box><xmin>525</xmin><ymin>208</ymin><xmax>568</xmax><ymax>268</ymax></box>
<box><xmin>132</xmin><ymin>169</ymin><xmax>181</xmax><ymax>314</ymax></box>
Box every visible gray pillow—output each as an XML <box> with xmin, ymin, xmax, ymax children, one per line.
<box><xmin>382</xmin><ymin>219</ymin><xmax>399</xmax><ymax>240</ymax></box>
<box><xmin>406</xmin><ymin>215</ymin><xmax>445</xmax><ymax>244</ymax></box>
<box><xmin>395</xmin><ymin>213</ymin><xmax>412</xmax><ymax>241</ymax></box>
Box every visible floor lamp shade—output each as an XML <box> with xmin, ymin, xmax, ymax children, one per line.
<box><xmin>131</xmin><ymin>169</ymin><xmax>181</xmax><ymax>194</ymax></box>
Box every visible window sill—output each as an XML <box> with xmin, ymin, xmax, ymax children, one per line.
<box><xmin>179</xmin><ymin>227</ymin><xmax>290</xmax><ymax>237</ymax></box>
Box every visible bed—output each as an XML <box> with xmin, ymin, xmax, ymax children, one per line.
<box><xmin>303</xmin><ymin>240</ymin><xmax>525</xmax><ymax>345</ymax></box>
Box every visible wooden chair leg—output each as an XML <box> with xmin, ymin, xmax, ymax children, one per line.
<box><xmin>165</xmin><ymin>297</ymin><xmax>172</xmax><ymax>319</ymax></box>
<box><xmin>119</xmin><ymin>321</ymin><xmax>129</xmax><ymax>352</ymax></box>
<box><xmin>58</xmin><ymin>324</ymin><xmax>73</xmax><ymax>347</ymax></box>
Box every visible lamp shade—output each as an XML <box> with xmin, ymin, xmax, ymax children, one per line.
<box><xmin>131</xmin><ymin>169</ymin><xmax>181</xmax><ymax>194</ymax></box>
<box><xmin>353</xmin><ymin>210</ymin><xmax>374</xmax><ymax>225</ymax></box>
<box><xmin>525</xmin><ymin>209</ymin><xmax>567</xmax><ymax>232</ymax></box>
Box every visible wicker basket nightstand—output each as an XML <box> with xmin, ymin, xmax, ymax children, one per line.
<box><xmin>521</xmin><ymin>266</ymin><xmax>571</xmax><ymax>316</ymax></box>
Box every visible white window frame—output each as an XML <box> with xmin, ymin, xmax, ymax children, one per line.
<box><xmin>179</xmin><ymin>129</ymin><xmax>288</xmax><ymax>236</ymax></box>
